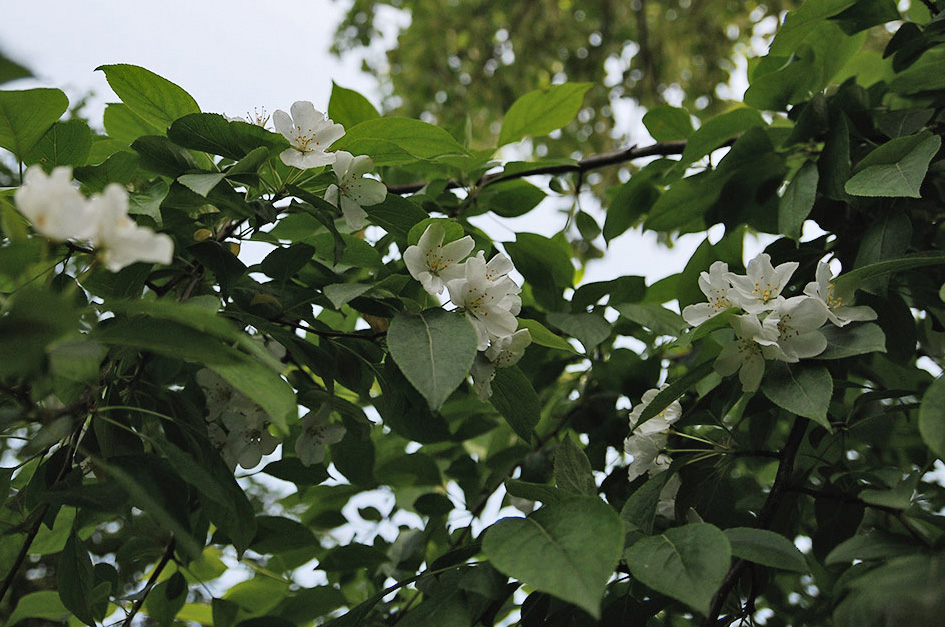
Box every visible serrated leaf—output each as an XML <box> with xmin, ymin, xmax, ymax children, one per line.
<box><xmin>97</xmin><ymin>64</ymin><xmax>200</xmax><ymax>129</ymax></box>
<box><xmin>554</xmin><ymin>437</ymin><xmax>596</xmax><ymax>496</ymax></box>
<box><xmin>761</xmin><ymin>362</ymin><xmax>832</xmax><ymax>430</ymax></box>
<box><xmin>27</xmin><ymin>118</ymin><xmax>93</xmax><ymax>168</ymax></box>
<box><xmin>724</xmin><ymin>527</ymin><xmax>808</xmax><ymax>572</ymax></box>
<box><xmin>626</xmin><ymin>523</ymin><xmax>731</xmax><ymax>615</ymax></box>
<box><xmin>483</xmin><ymin>497</ymin><xmax>623</xmax><ymax>618</ymax></box>
<box><xmin>387</xmin><ymin>309</ymin><xmax>478</xmax><ymax>410</ymax></box>
<box><xmin>498</xmin><ymin>83</ymin><xmax>593</xmax><ymax>146</ymax></box>
<box><xmin>490</xmin><ymin>365</ymin><xmax>541</xmax><ymax>441</ymax></box>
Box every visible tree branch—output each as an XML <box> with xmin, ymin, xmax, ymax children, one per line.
<box><xmin>702</xmin><ymin>416</ymin><xmax>808</xmax><ymax>627</ymax></box>
<box><xmin>385</xmin><ymin>140</ymin><xmax>689</xmax><ymax>196</ymax></box>
<box><xmin>122</xmin><ymin>538</ymin><xmax>176</xmax><ymax>627</ymax></box>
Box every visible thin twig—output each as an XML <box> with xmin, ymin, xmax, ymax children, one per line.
<box><xmin>122</xmin><ymin>538</ymin><xmax>176</xmax><ymax>627</ymax></box>
<box><xmin>385</xmin><ymin>140</ymin><xmax>690</xmax><ymax>196</ymax></box>
<box><xmin>702</xmin><ymin>417</ymin><xmax>808</xmax><ymax>627</ymax></box>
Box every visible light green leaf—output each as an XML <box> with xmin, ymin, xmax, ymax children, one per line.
<box><xmin>516</xmin><ymin>318</ymin><xmax>577</xmax><ymax>354</ymax></box>
<box><xmin>724</xmin><ymin>527</ymin><xmax>808</xmax><ymax>572</ymax></box>
<box><xmin>779</xmin><ymin>160</ymin><xmax>818</xmax><ymax>239</ymax></box>
<box><xmin>387</xmin><ymin>309</ymin><xmax>478</xmax><ymax>410</ymax></box>
<box><xmin>483</xmin><ymin>496</ymin><xmax>623</xmax><ymax>618</ymax></box>
<box><xmin>0</xmin><ymin>88</ymin><xmax>69</xmax><ymax>158</ymax></box>
<box><xmin>761</xmin><ymin>362</ymin><xmax>833</xmax><ymax>430</ymax></box>
<box><xmin>643</xmin><ymin>105</ymin><xmax>694</xmax><ymax>141</ymax></box>
<box><xmin>103</xmin><ymin>102</ymin><xmax>161</xmax><ymax>145</ymax></box>
<box><xmin>334</xmin><ymin>118</ymin><xmax>470</xmax><ymax>165</ymax></box>
<box><xmin>178</xmin><ymin>172</ymin><xmax>227</xmax><ymax>197</ymax></box>
<box><xmin>498</xmin><ymin>82</ymin><xmax>593</xmax><ymax>146</ymax></box>
<box><xmin>97</xmin><ymin>64</ymin><xmax>200</xmax><ymax>129</ymax></box>
<box><xmin>328</xmin><ymin>82</ymin><xmax>380</xmax><ymax>130</ymax></box>
<box><xmin>626</xmin><ymin>522</ymin><xmax>731</xmax><ymax>615</ymax></box>
<box><xmin>845</xmin><ymin>132</ymin><xmax>941</xmax><ymax>198</ymax></box>
<box><xmin>27</xmin><ymin>118</ymin><xmax>93</xmax><ymax>168</ymax></box>
<box><xmin>919</xmin><ymin>376</ymin><xmax>945</xmax><ymax>461</ymax></box>
<box><xmin>817</xmin><ymin>323</ymin><xmax>886</xmax><ymax>359</ymax></box>
<box><xmin>489</xmin><ymin>365</ymin><xmax>541</xmax><ymax>441</ymax></box>
<box><xmin>7</xmin><ymin>591</ymin><xmax>70</xmax><ymax>626</ymax></box>
<box><xmin>554</xmin><ymin>437</ymin><xmax>596</xmax><ymax>496</ymax></box>
<box><xmin>48</xmin><ymin>340</ymin><xmax>108</xmax><ymax>385</ymax></box>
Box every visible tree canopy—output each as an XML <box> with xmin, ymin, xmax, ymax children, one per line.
<box><xmin>2</xmin><ymin>0</ymin><xmax>945</xmax><ymax>626</ymax></box>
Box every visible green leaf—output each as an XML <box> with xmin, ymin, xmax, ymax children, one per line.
<box><xmin>761</xmin><ymin>362</ymin><xmax>833</xmax><ymax>430</ymax></box>
<box><xmin>489</xmin><ymin>365</ymin><xmax>541</xmax><ymax>441</ymax></box>
<box><xmin>103</xmin><ymin>102</ymin><xmax>162</xmax><ymax>145</ymax></box>
<box><xmin>643</xmin><ymin>105</ymin><xmax>694</xmax><ymax>141</ymax></box>
<box><xmin>27</xmin><ymin>118</ymin><xmax>93</xmax><ymax>168</ymax></box>
<box><xmin>505</xmin><ymin>479</ymin><xmax>564</xmax><ymax>505</ymax></box>
<box><xmin>328</xmin><ymin>82</ymin><xmax>380</xmax><ymax>130</ymax></box>
<box><xmin>477</xmin><ymin>179</ymin><xmax>547</xmax><ymax>218</ymax></box>
<box><xmin>97</xmin><ymin>64</ymin><xmax>200</xmax><ymax>129</ymax></box>
<box><xmin>769</xmin><ymin>0</ymin><xmax>857</xmax><ymax>55</ymax></box>
<box><xmin>387</xmin><ymin>309</ymin><xmax>478</xmax><ymax>410</ymax></box>
<box><xmin>364</xmin><ymin>194</ymin><xmax>428</xmax><ymax>241</ymax></box>
<box><xmin>546</xmin><ymin>312</ymin><xmax>612</xmax><ymax>353</ymax></box>
<box><xmin>617</xmin><ymin>303</ymin><xmax>687</xmax><ymax>337</ymax></box>
<box><xmin>498</xmin><ymin>83</ymin><xmax>593</xmax><ymax>146</ymax></box>
<box><xmin>178</xmin><ymin>172</ymin><xmax>226</xmax><ymax>197</ymax></box>
<box><xmin>146</xmin><ymin>573</ymin><xmax>187</xmax><ymax>627</ymax></box>
<box><xmin>7</xmin><ymin>591</ymin><xmax>69</xmax><ymax>626</ymax></box>
<box><xmin>0</xmin><ymin>288</ymin><xmax>80</xmax><ymax>378</ymax></box>
<box><xmin>168</xmin><ymin>112</ymin><xmax>286</xmax><ymax>160</ymax></box>
<box><xmin>319</xmin><ymin>544</ymin><xmax>390</xmax><ymax>571</ymax></box>
<box><xmin>58</xmin><ymin>531</ymin><xmax>96</xmax><ymax>625</ymax></box>
<box><xmin>504</xmin><ymin>232</ymin><xmax>574</xmax><ymax>307</ymax></box>
<box><xmin>834</xmin><ymin>252</ymin><xmax>945</xmax><ymax>300</ymax></box>
<box><xmin>779</xmin><ymin>160</ymin><xmax>819</xmax><ymax>239</ymax></box>
<box><xmin>620</xmin><ymin>471</ymin><xmax>674</xmax><ymax>534</ymax></box>
<box><xmin>637</xmin><ymin>360</ymin><xmax>716</xmax><ymax>424</ymax></box>
<box><xmin>483</xmin><ymin>496</ymin><xmax>623</xmax><ymax>618</ymax></box>
<box><xmin>603</xmin><ymin>159</ymin><xmax>672</xmax><ymax>242</ymax></box>
<box><xmin>626</xmin><ymin>523</ymin><xmax>731</xmax><ymax>615</ymax></box>
<box><xmin>724</xmin><ymin>527</ymin><xmax>808</xmax><ymax>572</ymax></box>
<box><xmin>0</xmin><ymin>88</ymin><xmax>69</xmax><ymax>158</ymax></box>
<box><xmin>919</xmin><ymin>376</ymin><xmax>945</xmax><ymax>461</ymax></box>
<box><xmin>334</xmin><ymin>118</ymin><xmax>469</xmax><ymax>165</ymax></box>
<box><xmin>516</xmin><ymin>318</ymin><xmax>578</xmax><ymax>354</ymax></box>
<box><xmin>132</xmin><ymin>135</ymin><xmax>198</xmax><ymax>177</ymax></box>
<box><xmin>675</xmin><ymin>107</ymin><xmax>766</xmax><ymax>172</ymax></box>
<box><xmin>845</xmin><ymin>132</ymin><xmax>941</xmax><ymax>198</ymax></box>
<box><xmin>817</xmin><ymin>323</ymin><xmax>886</xmax><ymax>359</ymax></box>
<box><xmin>48</xmin><ymin>340</ymin><xmax>107</xmax><ymax>385</ymax></box>
<box><xmin>554</xmin><ymin>437</ymin><xmax>596</xmax><ymax>496</ymax></box>
<box><xmin>825</xmin><ymin>530</ymin><xmax>921</xmax><ymax>566</ymax></box>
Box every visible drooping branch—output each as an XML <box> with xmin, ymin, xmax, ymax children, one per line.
<box><xmin>702</xmin><ymin>416</ymin><xmax>809</xmax><ymax>627</ymax></box>
<box><xmin>385</xmin><ymin>140</ymin><xmax>689</xmax><ymax>196</ymax></box>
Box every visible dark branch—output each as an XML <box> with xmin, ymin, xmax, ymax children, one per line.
<box><xmin>702</xmin><ymin>417</ymin><xmax>808</xmax><ymax>627</ymax></box>
<box><xmin>122</xmin><ymin>538</ymin><xmax>176</xmax><ymax>627</ymax></box>
<box><xmin>385</xmin><ymin>140</ymin><xmax>689</xmax><ymax>195</ymax></box>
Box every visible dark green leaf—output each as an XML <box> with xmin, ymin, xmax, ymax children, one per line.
<box><xmin>546</xmin><ymin>312</ymin><xmax>612</xmax><ymax>352</ymax></box>
<box><xmin>58</xmin><ymin>532</ymin><xmax>95</xmax><ymax>625</ymax></box>
<box><xmin>483</xmin><ymin>497</ymin><xmax>623</xmax><ymax>618</ymax></box>
<box><xmin>168</xmin><ymin>112</ymin><xmax>286</xmax><ymax>160</ymax></box>
<box><xmin>762</xmin><ymin>362</ymin><xmax>833</xmax><ymax>430</ymax></box>
<box><xmin>387</xmin><ymin>309</ymin><xmax>478</xmax><ymax>410</ymax></box>
<box><xmin>554</xmin><ymin>437</ymin><xmax>596</xmax><ymax>496</ymax></box>
<box><xmin>334</xmin><ymin>118</ymin><xmax>469</xmax><ymax>165</ymax></box>
<box><xmin>620</xmin><ymin>471</ymin><xmax>673</xmax><ymax>535</ymax></box>
<box><xmin>817</xmin><ymin>323</ymin><xmax>886</xmax><ymax>359</ymax></box>
<box><xmin>319</xmin><ymin>544</ymin><xmax>390</xmax><ymax>571</ymax></box>
<box><xmin>778</xmin><ymin>160</ymin><xmax>819</xmax><ymax>239</ymax></box>
<box><xmin>131</xmin><ymin>135</ymin><xmax>198</xmax><ymax>177</ymax></box>
<box><xmin>490</xmin><ymin>365</ymin><xmax>541</xmax><ymax>441</ymax></box>
<box><xmin>920</xmin><ymin>376</ymin><xmax>945</xmax><ymax>461</ymax></box>
<box><xmin>724</xmin><ymin>527</ymin><xmax>808</xmax><ymax>572</ymax></box>
<box><xmin>514</xmin><ymin>319</ymin><xmax>577</xmax><ymax>354</ymax></box>
<box><xmin>845</xmin><ymin>132</ymin><xmax>941</xmax><ymax>198</ymax></box>
<box><xmin>616</xmin><ymin>303</ymin><xmax>686</xmax><ymax>337</ymax></box>
<box><xmin>626</xmin><ymin>523</ymin><xmax>731</xmax><ymax>615</ymax></box>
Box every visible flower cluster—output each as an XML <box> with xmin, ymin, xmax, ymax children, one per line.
<box><xmin>14</xmin><ymin>166</ymin><xmax>174</xmax><ymax>272</ymax></box>
<box><xmin>682</xmin><ymin>253</ymin><xmax>876</xmax><ymax>391</ymax></box>
<box><xmin>404</xmin><ymin>222</ymin><xmax>532</xmax><ymax>399</ymax></box>
<box><xmin>624</xmin><ymin>385</ymin><xmax>683</xmax><ymax>518</ymax></box>
<box><xmin>269</xmin><ymin>100</ymin><xmax>386</xmax><ymax>230</ymax></box>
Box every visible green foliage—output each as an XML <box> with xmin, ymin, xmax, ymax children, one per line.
<box><xmin>3</xmin><ymin>2</ymin><xmax>945</xmax><ymax>625</ymax></box>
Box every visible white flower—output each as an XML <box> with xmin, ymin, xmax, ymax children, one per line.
<box><xmin>87</xmin><ymin>185</ymin><xmax>174</xmax><ymax>272</ymax></box>
<box><xmin>760</xmin><ymin>295</ymin><xmax>829</xmax><ymax>362</ymax></box>
<box><xmin>714</xmin><ymin>314</ymin><xmax>776</xmax><ymax>392</ymax></box>
<box><xmin>628</xmin><ymin>384</ymin><xmax>683</xmax><ymax>434</ymax></box>
<box><xmin>484</xmin><ymin>328</ymin><xmax>532</xmax><ymax>368</ymax></box>
<box><xmin>657</xmin><ymin>474</ymin><xmax>681</xmax><ymax>519</ymax></box>
<box><xmin>447</xmin><ymin>254</ymin><xmax>522</xmax><ymax>350</ymax></box>
<box><xmin>222</xmin><ymin>411</ymin><xmax>279</xmax><ymax>470</ymax></box>
<box><xmin>625</xmin><ymin>385</ymin><xmax>683</xmax><ymax>482</ymax></box>
<box><xmin>726</xmin><ymin>253</ymin><xmax>799</xmax><ymax>313</ymax></box>
<box><xmin>470</xmin><ymin>353</ymin><xmax>496</xmax><ymax>401</ymax></box>
<box><xmin>272</xmin><ymin>101</ymin><xmax>345</xmax><ymax>169</ymax></box>
<box><xmin>224</xmin><ymin>107</ymin><xmax>269</xmax><ymax>127</ymax></box>
<box><xmin>14</xmin><ymin>166</ymin><xmax>95</xmax><ymax>241</ymax></box>
<box><xmin>804</xmin><ymin>262</ymin><xmax>877</xmax><ymax>327</ymax></box>
<box><xmin>403</xmin><ymin>223</ymin><xmax>475</xmax><ymax>295</ymax></box>
<box><xmin>625</xmin><ymin>430</ymin><xmax>669</xmax><ymax>482</ymax></box>
<box><xmin>682</xmin><ymin>261</ymin><xmax>737</xmax><ymax>326</ymax></box>
<box><xmin>295</xmin><ymin>406</ymin><xmax>346</xmax><ymax>466</ymax></box>
<box><xmin>324</xmin><ymin>151</ymin><xmax>387</xmax><ymax>230</ymax></box>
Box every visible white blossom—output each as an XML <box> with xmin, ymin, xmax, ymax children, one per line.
<box><xmin>87</xmin><ymin>184</ymin><xmax>174</xmax><ymax>272</ymax></box>
<box><xmin>760</xmin><ymin>295</ymin><xmax>829</xmax><ymax>362</ymax></box>
<box><xmin>682</xmin><ymin>261</ymin><xmax>737</xmax><ymax>326</ymax></box>
<box><xmin>403</xmin><ymin>223</ymin><xmax>475</xmax><ymax>295</ymax></box>
<box><xmin>446</xmin><ymin>253</ymin><xmax>522</xmax><ymax>350</ymax></box>
<box><xmin>726</xmin><ymin>253</ymin><xmax>799</xmax><ymax>313</ymax></box>
<box><xmin>272</xmin><ymin>101</ymin><xmax>345</xmax><ymax>169</ymax></box>
<box><xmin>14</xmin><ymin>166</ymin><xmax>96</xmax><ymax>242</ymax></box>
<box><xmin>804</xmin><ymin>262</ymin><xmax>877</xmax><ymax>327</ymax></box>
<box><xmin>324</xmin><ymin>151</ymin><xmax>387</xmax><ymax>230</ymax></box>
<box><xmin>222</xmin><ymin>411</ymin><xmax>279</xmax><ymax>470</ymax></box>
<box><xmin>624</xmin><ymin>385</ymin><xmax>683</xmax><ymax>482</ymax></box>
<box><xmin>625</xmin><ymin>430</ymin><xmax>668</xmax><ymax>482</ymax></box>
<box><xmin>470</xmin><ymin>328</ymin><xmax>533</xmax><ymax>400</ymax></box>
<box><xmin>295</xmin><ymin>406</ymin><xmax>346</xmax><ymax>466</ymax></box>
<box><xmin>714</xmin><ymin>314</ymin><xmax>776</xmax><ymax>392</ymax></box>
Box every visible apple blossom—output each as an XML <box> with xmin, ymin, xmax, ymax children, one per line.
<box><xmin>804</xmin><ymin>262</ymin><xmax>877</xmax><ymax>327</ymax></box>
<box><xmin>714</xmin><ymin>314</ymin><xmax>777</xmax><ymax>392</ymax></box>
<box><xmin>14</xmin><ymin>166</ymin><xmax>95</xmax><ymax>242</ymax></box>
<box><xmin>403</xmin><ymin>222</ymin><xmax>475</xmax><ymax>295</ymax></box>
<box><xmin>760</xmin><ymin>295</ymin><xmax>829</xmax><ymax>362</ymax></box>
<box><xmin>446</xmin><ymin>254</ymin><xmax>522</xmax><ymax>350</ymax></box>
<box><xmin>295</xmin><ymin>406</ymin><xmax>346</xmax><ymax>466</ymax></box>
<box><xmin>87</xmin><ymin>184</ymin><xmax>174</xmax><ymax>272</ymax></box>
<box><xmin>324</xmin><ymin>151</ymin><xmax>387</xmax><ymax>230</ymax></box>
<box><xmin>682</xmin><ymin>261</ymin><xmax>737</xmax><ymax>326</ymax></box>
<box><xmin>726</xmin><ymin>253</ymin><xmax>798</xmax><ymax>313</ymax></box>
<box><xmin>272</xmin><ymin>101</ymin><xmax>345</xmax><ymax>169</ymax></box>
